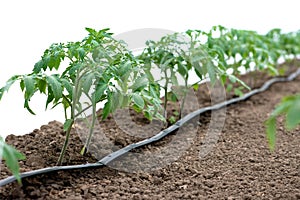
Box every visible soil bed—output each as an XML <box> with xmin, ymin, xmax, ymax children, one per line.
<box><xmin>1</xmin><ymin>61</ymin><xmax>300</xmax><ymax>199</ymax></box>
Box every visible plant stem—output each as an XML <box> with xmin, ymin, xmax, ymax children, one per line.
<box><xmin>56</xmin><ymin>120</ymin><xmax>74</xmax><ymax>165</ymax></box>
<box><xmin>163</xmin><ymin>70</ymin><xmax>169</xmax><ymax>126</ymax></box>
<box><xmin>81</xmin><ymin>95</ymin><xmax>97</xmax><ymax>155</ymax></box>
<box><xmin>56</xmin><ymin>70</ymin><xmax>81</xmax><ymax>165</ymax></box>
<box><xmin>80</xmin><ymin>94</ymin><xmax>97</xmax><ymax>155</ymax></box>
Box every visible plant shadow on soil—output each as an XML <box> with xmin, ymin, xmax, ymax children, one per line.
<box><xmin>0</xmin><ymin>60</ymin><xmax>300</xmax><ymax>199</ymax></box>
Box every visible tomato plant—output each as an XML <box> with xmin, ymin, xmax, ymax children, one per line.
<box><xmin>1</xmin><ymin>25</ymin><xmax>300</xmax><ymax>182</ymax></box>
<box><xmin>0</xmin><ymin>28</ymin><xmax>164</xmax><ymax>166</ymax></box>
<box><xmin>139</xmin><ymin>30</ymin><xmax>234</xmax><ymax>124</ymax></box>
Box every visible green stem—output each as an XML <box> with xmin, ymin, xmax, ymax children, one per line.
<box><xmin>57</xmin><ymin>70</ymin><xmax>81</xmax><ymax>165</ymax></box>
<box><xmin>56</xmin><ymin>119</ymin><xmax>74</xmax><ymax>165</ymax></box>
<box><xmin>81</xmin><ymin>95</ymin><xmax>96</xmax><ymax>155</ymax></box>
<box><xmin>163</xmin><ymin>70</ymin><xmax>169</xmax><ymax>126</ymax></box>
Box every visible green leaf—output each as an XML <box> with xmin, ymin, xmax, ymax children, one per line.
<box><xmin>82</xmin><ymin>73</ymin><xmax>95</xmax><ymax>94</ymax></box>
<box><xmin>61</xmin><ymin>78</ymin><xmax>73</xmax><ymax>97</ymax></box>
<box><xmin>0</xmin><ymin>88</ymin><xmax>4</xmax><ymax>101</ymax></box>
<box><xmin>85</xmin><ymin>27</ymin><xmax>97</xmax><ymax>36</ymax></box>
<box><xmin>234</xmin><ymin>88</ymin><xmax>244</xmax><ymax>97</ymax></box>
<box><xmin>0</xmin><ymin>74</ymin><xmax>20</xmax><ymax>101</ymax></box>
<box><xmin>265</xmin><ymin>117</ymin><xmax>276</xmax><ymax>151</ymax></box>
<box><xmin>93</xmin><ymin>83</ymin><xmax>107</xmax><ymax>103</ymax></box>
<box><xmin>46</xmin><ymin>75</ymin><xmax>62</xmax><ymax>101</ymax></box>
<box><xmin>37</xmin><ymin>78</ymin><xmax>47</xmax><ymax>94</ymax></box>
<box><xmin>63</xmin><ymin>119</ymin><xmax>74</xmax><ymax>131</ymax></box>
<box><xmin>48</xmin><ymin>55</ymin><xmax>61</xmax><ymax>70</ymax></box>
<box><xmin>24</xmin><ymin>76</ymin><xmax>35</xmax><ymax>99</ymax></box>
<box><xmin>271</xmin><ymin>99</ymin><xmax>292</xmax><ymax>117</ymax></box>
<box><xmin>171</xmin><ymin>72</ymin><xmax>179</xmax><ymax>86</ymax></box>
<box><xmin>177</xmin><ymin>62</ymin><xmax>188</xmax><ymax>77</ymax></box>
<box><xmin>102</xmin><ymin>101</ymin><xmax>111</xmax><ymax>120</ymax></box>
<box><xmin>111</xmin><ymin>91</ymin><xmax>123</xmax><ymax>112</ymax></box>
<box><xmin>0</xmin><ymin>137</ymin><xmax>25</xmax><ymax>184</ymax></box>
<box><xmin>33</xmin><ymin>60</ymin><xmax>46</xmax><ymax>73</ymax></box>
<box><xmin>192</xmin><ymin>83</ymin><xmax>199</xmax><ymax>91</ymax></box>
<box><xmin>167</xmin><ymin>91</ymin><xmax>178</xmax><ymax>102</ymax></box>
<box><xmin>207</xmin><ymin>63</ymin><xmax>216</xmax><ymax>83</ymax></box>
<box><xmin>24</xmin><ymin>99</ymin><xmax>36</xmax><ymax>115</ymax></box>
<box><xmin>45</xmin><ymin>91</ymin><xmax>54</xmax><ymax>109</ymax></box>
<box><xmin>144</xmin><ymin>110</ymin><xmax>153</xmax><ymax>121</ymax></box>
<box><xmin>78</xmin><ymin>48</ymin><xmax>85</xmax><ymax>60</ymax></box>
<box><xmin>20</xmin><ymin>80</ymin><xmax>25</xmax><ymax>91</ymax></box>
<box><xmin>228</xmin><ymin>74</ymin><xmax>250</xmax><ymax>90</ymax></box>
<box><xmin>129</xmin><ymin>75</ymin><xmax>149</xmax><ymax>92</ymax></box>
<box><xmin>286</xmin><ymin>101</ymin><xmax>300</xmax><ymax>130</ymax></box>
<box><xmin>132</xmin><ymin>93</ymin><xmax>144</xmax><ymax>109</ymax></box>
<box><xmin>119</xmin><ymin>61</ymin><xmax>132</xmax><ymax>79</ymax></box>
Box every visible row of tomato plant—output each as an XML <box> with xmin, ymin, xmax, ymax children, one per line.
<box><xmin>0</xmin><ymin>26</ymin><xmax>300</xmax><ymax>183</ymax></box>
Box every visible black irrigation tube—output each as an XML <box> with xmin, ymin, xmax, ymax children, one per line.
<box><xmin>1</xmin><ymin>68</ymin><xmax>300</xmax><ymax>187</ymax></box>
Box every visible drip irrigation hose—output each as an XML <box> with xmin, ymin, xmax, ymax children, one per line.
<box><xmin>1</xmin><ymin>68</ymin><xmax>300</xmax><ymax>187</ymax></box>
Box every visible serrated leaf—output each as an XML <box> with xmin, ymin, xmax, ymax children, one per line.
<box><xmin>48</xmin><ymin>55</ymin><xmax>61</xmax><ymax>70</ymax></box>
<box><xmin>46</xmin><ymin>75</ymin><xmax>62</xmax><ymax>101</ymax></box>
<box><xmin>82</xmin><ymin>73</ymin><xmax>95</xmax><ymax>94</ymax></box>
<box><xmin>78</xmin><ymin>48</ymin><xmax>85</xmax><ymax>60</ymax></box>
<box><xmin>24</xmin><ymin>76</ymin><xmax>35</xmax><ymax>99</ymax></box>
<box><xmin>0</xmin><ymin>137</ymin><xmax>25</xmax><ymax>184</ymax></box>
<box><xmin>5</xmin><ymin>75</ymin><xmax>20</xmax><ymax>90</ymax></box>
<box><xmin>33</xmin><ymin>60</ymin><xmax>46</xmax><ymax>73</ymax></box>
<box><xmin>93</xmin><ymin>83</ymin><xmax>107</xmax><ymax>103</ymax></box>
<box><xmin>177</xmin><ymin>62</ymin><xmax>188</xmax><ymax>77</ymax></box>
<box><xmin>20</xmin><ymin>80</ymin><xmax>25</xmax><ymax>92</ymax></box>
<box><xmin>129</xmin><ymin>75</ymin><xmax>149</xmax><ymax>92</ymax></box>
<box><xmin>61</xmin><ymin>78</ymin><xmax>73</xmax><ymax>97</ymax></box>
<box><xmin>132</xmin><ymin>93</ymin><xmax>144</xmax><ymax>109</ymax></box>
<box><xmin>37</xmin><ymin>78</ymin><xmax>47</xmax><ymax>94</ymax></box>
<box><xmin>0</xmin><ymin>75</ymin><xmax>20</xmax><ymax>101</ymax></box>
<box><xmin>63</xmin><ymin>119</ymin><xmax>74</xmax><ymax>131</ymax></box>
<box><xmin>45</xmin><ymin>90</ymin><xmax>54</xmax><ymax>109</ymax></box>
<box><xmin>85</xmin><ymin>27</ymin><xmax>97</xmax><ymax>35</ymax></box>
<box><xmin>102</xmin><ymin>101</ymin><xmax>111</xmax><ymax>120</ymax></box>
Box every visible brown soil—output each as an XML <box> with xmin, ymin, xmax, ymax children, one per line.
<box><xmin>0</xmin><ymin>61</ymin><xmax>300</xmax><ymax>199</ymax></box>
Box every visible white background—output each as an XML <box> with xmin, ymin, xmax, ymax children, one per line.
<box><xmin>0</xmin><ymin>0</ymin><xmax>299</xmax><ymax>138</ymax></box>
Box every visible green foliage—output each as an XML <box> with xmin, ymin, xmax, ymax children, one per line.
<box><xmin>0</xmin><ymin>137</ymin><xmax>25</xmax><ymax>184</ymax></box>
<box><xmin>265</xmin><ymin>94</ymin><xmax>300</xmax><ymax>150</ymax></box>
<box><xmin>1</xmin><ymin>25</ymin><xmax>300</xmax><ymax>181</ymax></box>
